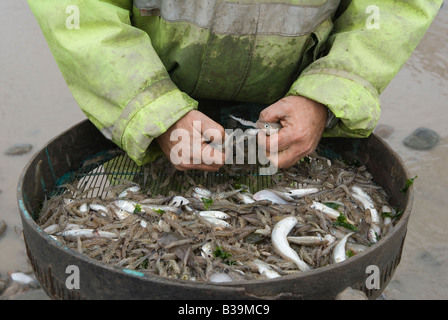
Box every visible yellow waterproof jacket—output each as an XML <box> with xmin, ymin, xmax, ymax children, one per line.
<box><xmin>28</xmin><ymin>0</ymin><xmax>443</xmax><ymax>165</ymax></box>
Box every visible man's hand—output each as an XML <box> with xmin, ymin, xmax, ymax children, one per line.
<box><xmin>257</xmin><ymin>95</ymin><xmax>327</xmax><ymax>169</ymax></box>
<box><xmin>156</xmin><ymin>110</ymin><xmax>225</xmax><ymax>171</ymax></box>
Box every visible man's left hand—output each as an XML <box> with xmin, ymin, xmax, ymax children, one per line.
<box><xmin>257</xmin><ymin>95</ymin><xmax>327</xmax><ymax>169</ymax></box>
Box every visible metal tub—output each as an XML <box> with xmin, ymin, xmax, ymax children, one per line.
<box><xmin>17</xmin><ymin>120</ymin><xmax>413</xmax><ymax>299</ymax></box>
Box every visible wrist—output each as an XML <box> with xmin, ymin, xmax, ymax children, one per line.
<box><xmin>298</xmin><ymin>95</ymin><xmax>337</xmax><ymax>129</ymax></box>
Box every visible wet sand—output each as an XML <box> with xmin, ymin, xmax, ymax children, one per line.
<box><xmin>1</xmin><ymin>1</ymin><xmax>447</xmax><ymax>299</ymax></box>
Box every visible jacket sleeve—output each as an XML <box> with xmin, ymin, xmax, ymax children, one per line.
<box><xmin>288</xmin><ymin>0</ymin><xmax>443</xmax><ymax>138</ymax></box>
<box><xmin>27</xmin><ymin>0</ymin><xmax>198</xmax><ymax>165</ymax></box>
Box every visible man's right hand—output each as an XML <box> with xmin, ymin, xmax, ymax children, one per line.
<box><xmin>156</xmin><ymin>110</ymin><xmax>226</xmax><ymax>171</ymax></box>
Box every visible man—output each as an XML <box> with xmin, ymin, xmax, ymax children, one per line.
<box><xmin>28</xmin><ymin>0</ymin><xmax>442</xmax><ymax>171</ymax></box>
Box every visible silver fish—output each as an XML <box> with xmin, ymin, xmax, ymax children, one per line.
<box><xmin>287</xmin><ymin>234</ymin><xmax>335</xmax><ymax>246</ymax></box>
<box><xmin>59</xmin><ymin>229</ymin><xmax>118</xmax><ymax>240</ymax></box>
<box><xmin>235</xmin><ymin>193</ymin><xmax>255</xmax><ymax>204</ymax></box>
<box><xmin>202</xmin><ymin>216</ymin><xmax>232</xmax><ymax>229</ymax></box>
<box><xmin>118</xmin><ymin>185</ymin><xmax>140</xmax><ymax>198</ymax></box>
<box><xmin>113</xmin><ymin>208</ymin><xmax>131</xmax><ymax>220</ymax></box>
<box><xmin>201</xmin><ymin>242</ymin><xmax>215</xmax><ymax>259</ymax></box>
<box><xmin>351</xmin><ymin>186</ymin><xmax>381</xmax><ymax>223</ymax></box>
<box><xmin>333</xmin><ymin>232</ymin><xmax>354</xmax><ymax>263</ymax></box>
<box><xmin>79</xmin><ymin>203</ymin><xmax>89</xmax><ymax>213</ymax></box>
<box><xmin>169</xmin><ymin>196</ymin><xmax>190</xmax><ymax>207</ymax></box>
<box><xmin>229</xmin><ymin>115</ymin><xmax>282</xmax><ymax>136</ymax></box>
<box><xmin>213</xmin><ymin>188</ymin><xmax>243</xmax><ymax>201</ymax></box>
<box><xmin>114</xmin><ymin>200</ymin><xmax>137</xmax><ymax>213</ymax></box>
<box><xmin>114</xmin><ymin>200</ymin><xmax>182</xmax><ymax>215</ymax></box>
<box><xmin>310</xmin><ymin>201</ymin><xmax>355</xmax><ymax>225</ymax></box>
<box><xmin>198</xmin><ymin>211</ymin><xmax>231</xmax><ymax>220</ymax></box>
<box><xmin>89</xmin><ymin>203</ymin><xmax>107</xmax><ymax>212</ymax></box>
<box><xmin>143</xmin><ymin>205</ymin><xmax>183</xmax><ymax>215</ymax></box>
<box><xmin>351</xmin><ymin>186</ymin><xmax>381</xmax><ymax>241</ymax></box>
<box><xmin>253</xmin><ymin>190</ymin><xmax>293</xmax><ymax>205</ymax></box>
<box><xmin>382</xmin><ymin>205</ymin><xmax>393</xmax><ymax>226</ymax></box>
<box><xmin>43</xmin><ymin>224</ymin><xmax>60</xmax><ymax>235</ymax></box>
<box><xmin>285</xmin><ymin>187</ymin><xmax>319</xmax><ymax>198</ymax></box>
<box><xmin>271</xmin><ymin>216</ymin><xmax>310</xmax><ymax>272</ymax></box>
<box><xmin>192</xmin><ymin>187</ymin><xmax>213</xmax><ymax>201</ymax></box>
<box><xmin>252</xmin><ymin>259</ymin><xmax>281</xmax><ymax>279</ymax></box>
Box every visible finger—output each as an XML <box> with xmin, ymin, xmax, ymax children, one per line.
<box><xmin>257</xmin><ymin>129</ymin><xmax>292</xmax><ymax>153</ymax></box>
<box><xmin>201</xmin><ymin>143</ymin><xmax>225</xmax><ymax>167</ymax></box>
<box><xmin>267</xmin><ymin>148</ymin><xmax>302</xmax><ymax>169</ymax></box>
<box><xmin>203</xmin><ymin>127</ymin><xmax>225</xmax><ymax>146</ymax></box>
<box><xmin>259</xmin><ymin>99</ymin><xmax>289</xmax><ymax>122</ymax></box>
<box><xmin>174</xmin><ymin>143</ymin><xmax>224</xmax><ymax>172</ymax></box>
<box><xmin>200</xmin><ymin>117</ymin><xmax>225</xmax><ymax>144</ymax></box>
<box><xmin>175</xmin><ymin>163</ymin><xmax>222</xmax><ymax>172</ymax></box>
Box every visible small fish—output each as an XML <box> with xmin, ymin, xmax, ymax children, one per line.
<box><xmin>252</xmin><ymin>259</ymin><xmax>281</xmax><ymax>279</ymax></box>
<box><xmin>213</xmin><ymin>188</ymin><xmax>243</xmax><ymax>201</ymax></box>
<box><xmin>59</xmin><ymin>229</ymin><xmax>118</xmax><ymax>240</ymax></box>
<box><xmin>269</xmin><ymin>190</ymin><xmax>295</xmax><ymax>202</ymax></box>
<box><xmin>64</xmin><ymin>199</ymin><xmax>89</xmax><ymax>214</ymax></box>
<box><xmin>254</xmin><ymin>225</ymin><xmax>271</xmax><ymax>236</ymax></box>
<box><xmin>310</xmin><ymin>201</ymin><xmax>356</xmax><ymax>225</ymax></box>
<box><xmin>310</xmin><ymin>201</ymin><xmax>339</xmax><ymax>219</ymax></box>
<box><xmin>229</xmin><ymin>115</ymin><xmax>258</xmax><ymax>128</ymax></box>
<box><xmin>255</xmin><ymin>120</ymin><xmax>282</xmax><ymax>135</ymax></box>
<box><xmin>43</xmin><ymin>224</ymin><xmax>61</xmax><ymax>235</ymax></box>
<box><xmin>201</xmin><ymin>242</ymin><xmax>215</xmax><ymax>259</ymax></box>
<box><xmin>285</xmin><ymin>187</ymin><xmax>319</xmax><ymax>198</ymax></box>
<box><xmin>89</xmin><ymin>203</ymin><xmax>107</xmax><ymax>212</ymax></box>
<box><xmin>113</xmin><ymin>208</ymin><xmax>131</xmax><ymax>220</ymax></box>
<box><xmin>368</xmin><ymin>227</ymin><xmax>381</xmax><ymax>244</ymax></box>
<box><xmin>142</xmin><ymin>204</ymin><xmax>183</xmax><ymax>215</ymax></box>
<box><xmin>229</xmin><ymin>115</ymin><xmax>282</xmax><ymax>136</ymax></box>
<box><xmin>193</xmin><ymin>187</ymin><xmax>212</xmax><ymax>200</ymax></box>
<box><xmin>114</xmin><ymin>200</ymin><xmax>138</xmax><ymax>213</ymax></box>
<box><xmin>235</xmin><ymin>193</ymin><xmax>255</xmax><ymax>204</ymax></box>
<box><xmin>253</xmin><ymin>190</ymin><xmax>293</xmax><ymax>205</ymax></box>
<box><xmin>287</xmin><ymin>234</ymin><xmax>335</xmax><ymax>246</ymax></box>
<box><xmin>118</xmin><ymin>185</ymin><xmax>140</xmax><ymax>198</ymax></box>
<box><xmin>351</xmin><ymin>186</ymin><xmax>375</xmax><ymax>210</ymax></box>
<box><xmin>63</xmin><ymin>198</ymin><xmax>74</xmax><ymax>205</ymax></box>
<box><xmin>169</xmin><ymin>196</ymin><xmax>190</xmax><ymax>207</ymax></box>
<box><xmin>114</xmin><ymin>200</ymin><xmax>182</xmax><ymax>215</ymax></box>
<box><xmin>202</xmin><ymin>216</ymin><xmax>232</xmax><ymax>229</ymax></box>
<box><xmin>79</xmin><ymin>203</ymin><xmax>89</xmax><ymax>213</ymax></box>
<box><xmin>351</xmin><ymin>186</ymin><xmax>381</xmax><ymax>238</ymax></box>
<box><xmin>351</xmin><ymin>186</ymin><xmax>381</xmax><ymax>223</ymax></box>
<box><xmin>346</xmin><ymin>242</ymin><xmax>369</xmax><ymax>254</ymax></box>
<box><xmin>271</xmin><ymin>216</ymin><xmax>310</xmax><ymax>272</ymax></box>
<box><xmin>382</xmin><ymin>205</ymin><xmax>393</xmax><ymax>226</ymax></box>
<box><xmin>198</xmin><ymin>211</ymin><xmax>231</xmax><ymax>220</ymax></box>
<box><xmin>333</xmin><ymin>232</ymin><xmax>354</xmax><ymax>263</ymax></box>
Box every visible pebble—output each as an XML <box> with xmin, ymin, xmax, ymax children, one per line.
<box><xmin>10</xmin><ymin>272</ymin><xmax>35</xmax><ymax>285</ymax></box>
<box><xmin>374</xmin><ymin>124</ymin><xmax>394</xmax><ymax>139</ymax></box>
<box><xmin>0</xmin><ymin>271</ymin><xmax>42</xmax><ymax>300</ymax></box>
<box><xmin>4</xmin><ymin>143</ymin><xmax>33</xmax><ymax>155</ymax></box>
<box><xmin>0</xmin><ymin>220</ymin><xmax>7</xmax><ymax>238</ymax></box>
<box><xmin>403</xmin><ymin>127</ymin><xmax>440</xmax><ymax>150</ymax></box>
<box><xmin>334</xmin><ymin>287</ymin><xmax>369</xmax><ymax>300</ymax></box>
<box><xmin>0</xmin><ymin>273</ymin><xmax>9</xmax><ymax>294</ymax></box>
